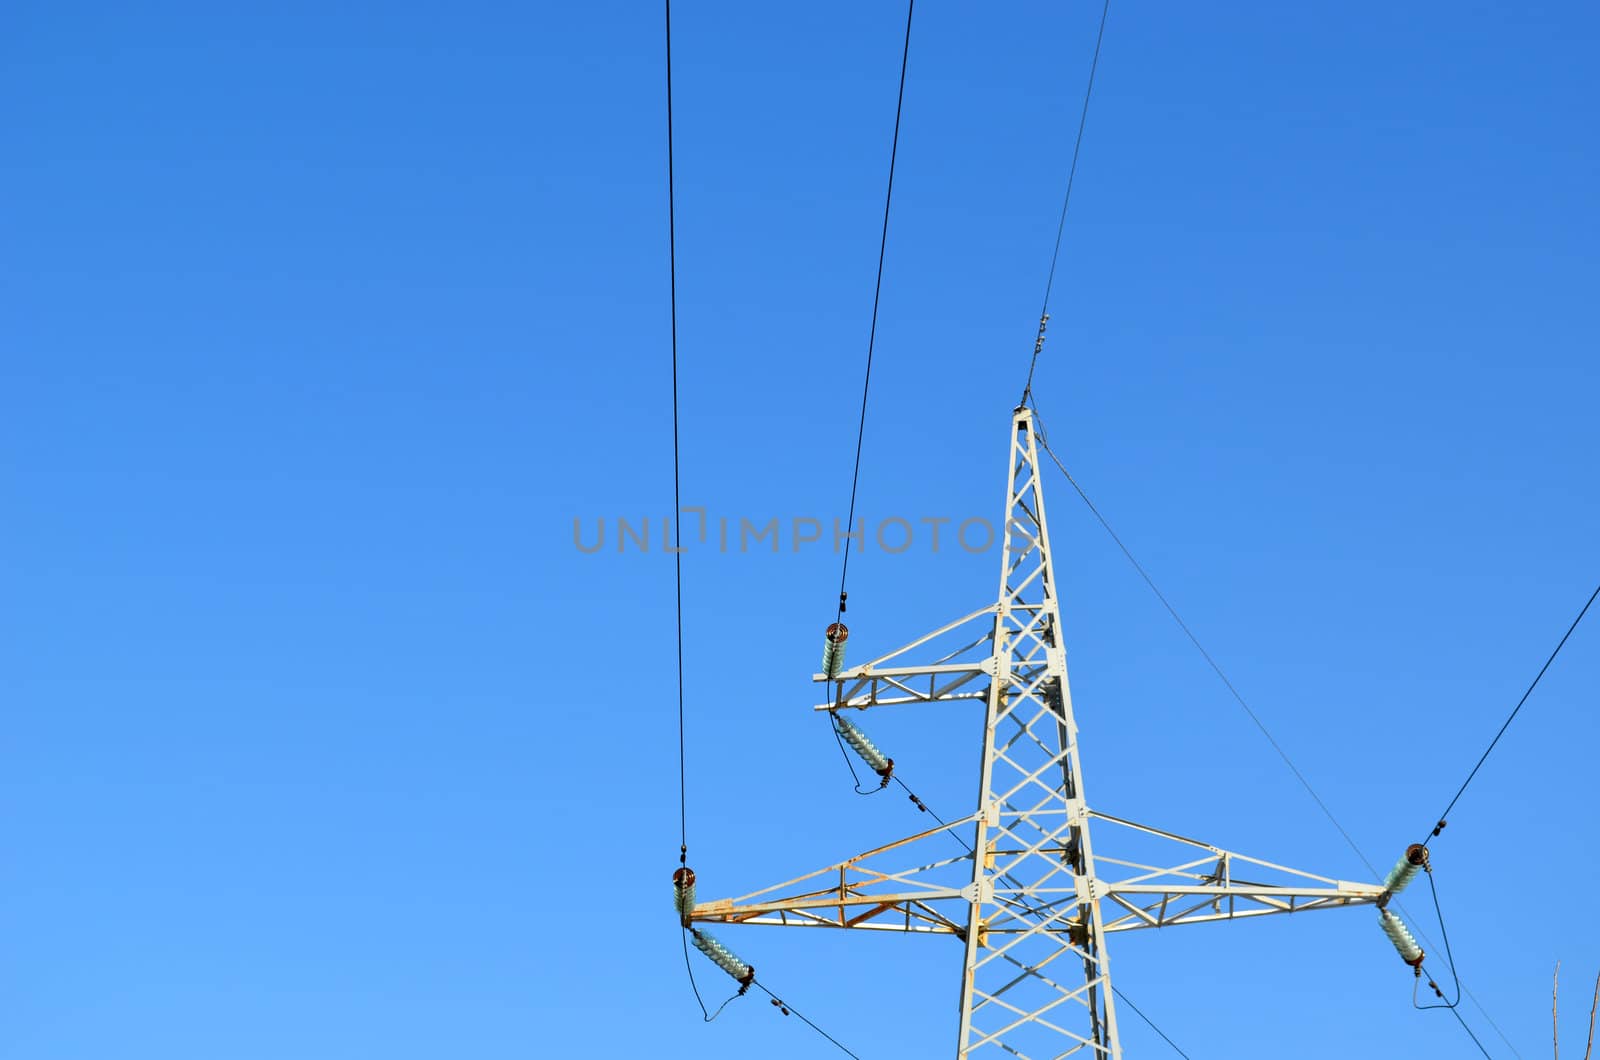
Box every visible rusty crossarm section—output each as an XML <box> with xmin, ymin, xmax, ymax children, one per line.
<box><xmin>688</xmin><ymin>811</ymin><xmax>1385</xmax><ymax>939</ymax></box>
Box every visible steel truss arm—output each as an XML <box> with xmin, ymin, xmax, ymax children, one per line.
<box><xmin>690</xmin><ymin>817</ymin><xmax>973</xmax><ymax>935</ymax></box>
<box><xmin>1087</xmin><ymin>811</ymin><xmax>1384</xmax><ymax>932</ymax></box>
<box><xmin>689</xmin><ymin>810</ymin><xmax>1384</xmax><ymax>937</ymax></box>
<box><xmin>812</xmin><ymin>605</ymin><xmax>997</xmax><ymax>711</ymax></box>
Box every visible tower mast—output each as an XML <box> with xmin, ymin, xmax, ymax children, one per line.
<box><xmin>953</xmin><ymin>404</ymin><xmax>1117</xmax><ymax>1055</ymax></box>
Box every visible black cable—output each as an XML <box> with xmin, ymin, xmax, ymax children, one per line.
<box><xmin>1449</xmin><ymin>1006</ymin><xmax>1495</xmax><ymax>1059</ymax></box>
<box><xmin>892</xmin><ymin>774</ymin><xmax>960</xmax><ymax>836</ymax></box>
<box><xmin>1021</xmin><ymin>0</ymin><xmax>1111</xmax><ymax>406</ymax></box>
<box><xmin>664</xmin><ymin>1</ymin><xmax>714</xmax><ymax>1022</ymax></box>
<box><xmin>832</xmin><ymin>0</ymin><xmax>915</xmax><ymax>628</ymax></box>
<box><xmin>1421</xmin><ymin>580</ymin><xmax>1600</xmax><ymax>849</ymax></box>
<box><xmin>664</xmin><ymin>0</ymin><xmax>688</xmax><ymax>859</ymax></box>
<box><xmin>1407</xmin><ymin>574</ymin><xmax>1595</xmax><ymax>1053</ymax></box>
<box><xmin>1111</xmin><ymin>985</ymin><xmax>1193</xmax><ymax>1059</ymax></box>
<box><xmin>1414</xmin><ymin>873</ymin><xmax>1464</xmax><ymax>1012</ymax></box>
<box><xmin>753</xmin><ymin>981</ymin><xmax>864</xmax><ymax>1059</ymax></box>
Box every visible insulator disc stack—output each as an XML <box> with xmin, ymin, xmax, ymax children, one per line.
<box><xmin>673</xmin><ymin>867</ymin><xmax>696</xmax><ymax>927</ymax></box>
<box><xmin>822</xmin><ymin>623</ymin><xmax>849</xmax><ymax>678</ymax></box>
<box><xmin>1379</xmin><ymin>909</ymin><xmax>1425</xmax><ymax>969</ymax></box>
<box><xmin>1381</xmin><ymin>843</ymin><xmax>1428</xmax><ymax>896</ymax></box>
<box><xmin>692</xmin><ymin>930</ymin><xmax>754</xmax><ymax>987</ymax></box>
<box><xmin>836</xmin><ymin>715</ymin><xmax>893</xmax><ymax>778</ymax></box>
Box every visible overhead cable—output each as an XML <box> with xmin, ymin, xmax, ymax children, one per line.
<box><xmin>663</xmin><ymin>0</ymin><xmax>688</xmax><ymax>864</ymax></box>
<box><xmin>1420</xmin><ymin>581</ymin><xmax>1599</xmax><ymax>849</ymax></box>
<box><xmin>1021</xmin><ymin>0</ymin><xmax>1112</xmax><ymax>406</ymax></box>
<box><xmin>1450</xmin><ymin>1008</ymin><xmax>1494</xmax><ymax>1059</ymax></box>
<box><xmin>752</xmin><ymin>981</ymin><xmax>864</xmax><ymax>1060</ymax></box>
<box><xmin>831</xmin><ymin>0</ymin><xmax>916</xmax><ymax>628</ymax></box>
<box><xmin>1111</xmin><ymin>985</ymin><xmax>1194</xmax><ymax>1059</ymax></box>
<box><xmin>663</xmin><ymin>0</ymin><xmax>714</xmax><ymax>1021</ymax></box>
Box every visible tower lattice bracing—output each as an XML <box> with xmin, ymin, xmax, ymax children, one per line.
<box><xmin>690</xmin><ymin>407</ymin><xmax>1386</xmax><ymax>1057</ymax></box>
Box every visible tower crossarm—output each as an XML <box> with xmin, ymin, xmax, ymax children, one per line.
<box><xmin>686</xmin><ymin>807</ymin><xmax>1381</xmax><ymax>940</ymax></box>
<box><xmin>812</xmin><ymin>604</ymin><xmax>999</xmax><ymax>711</ymax></box>
<box><xmin>688</xmin><ymin>817</ymin><xmax>981</xmax><ymax>937</ymax></box>
<box><xmin>1085</xmin><ymin>810</ymin><xmax>1386</xmax><ymax>933</ymax></box>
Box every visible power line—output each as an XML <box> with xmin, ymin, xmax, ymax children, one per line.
<box><xmin>664</xmin><ymin>0</ymin><xmax>688</xmax><ymax>859</ymax></box>
<box><xmin>1111</xmin><ymin>985</ymin><xmax>1193</xmax><ymax>1059</ymax></box>
<box><xmin>1414</xmin><ymin>872</ymin><xmax>1464</xmax><ymax>1012</ymax></box>
<box><xmin>1420</xmin><ymin>580</ymin><xmax>1599</xmax><ymax>849</ymax></box>
<box><xmin>832</xmin><ymin>0</ymin><xmax>916</xmax><ymax>627</ymax></box>
<box><xmin>1029</xmin><ymin>405</ymin><xmax>1524</xmax><ymax>1059</ymax></box>
<box><xmin>752</xmin><ymin>981</ymin><xmax>864</xmax><ymax>1059</ymax></box>
<box><xmin>1021</xmin><ymin>0</ymin><xmax>1112</xmax><ymax>407</ymax></box>
<box><xmin>1451</xmin><ymin>1007</ymin><xmax>1494</xmax><ymax>1059</ymax></box>
<box><xmin>664</xmin><ymin>0</ymin><xmax>716</xmax><ymax>1023</ymax></box>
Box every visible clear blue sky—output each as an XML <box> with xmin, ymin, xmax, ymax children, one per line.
<box><xmin>5</xmin><ymin>2</ymin><xmax>1597</xmax><ymax>1058</ymax></box>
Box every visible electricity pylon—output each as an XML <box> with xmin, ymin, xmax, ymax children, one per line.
<box><xmin>690</xmin><ymin>406</ymin><xmax>1387</xmax><ymax>1057</ymax></box>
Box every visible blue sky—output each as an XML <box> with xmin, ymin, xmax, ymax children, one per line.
<box><xmin>5</xmin><ymin>2</ymin><xmax>1597</xmax><ymax>1057</ymax></box>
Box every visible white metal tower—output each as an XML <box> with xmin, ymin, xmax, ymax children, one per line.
<box><xmin>690</xmin><ymin>406</ymin><xmax>1388</xmax><ymax>1057</ymax></box>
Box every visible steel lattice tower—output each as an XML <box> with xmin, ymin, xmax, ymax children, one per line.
<box><xmin>691</xmin><ymin>407</ymin><xmax>1388</xmax><ymax>1057</ymax></box>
